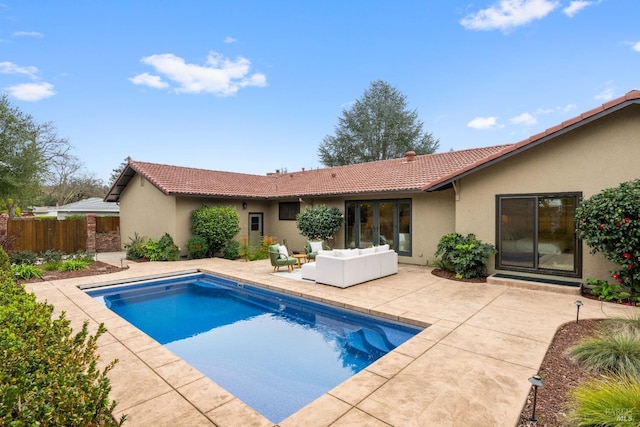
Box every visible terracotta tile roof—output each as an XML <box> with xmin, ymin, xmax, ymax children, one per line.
<box><xmin>121</xmin><ymin>145</ymin><xmax>511</xmax><ymax>200</ymax></box>
<box><xmin>105</xmin><ymin>89</ymin><xmax>640</xmax><ymax>202</ymax></box>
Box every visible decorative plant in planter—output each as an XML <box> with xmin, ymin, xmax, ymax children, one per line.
<box><xmin>296</xmin><ymin>205</ymin><xmax>343</xmax><ymax>243</ymax></box>
<box><xmin>576</xmin><ymin>179</ymin><xmax>640</xmax><ymax>304</ymax></box>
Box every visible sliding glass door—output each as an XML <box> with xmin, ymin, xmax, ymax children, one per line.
<box><xmin>345</xmin><ymin>199</ymin><xmax>411</xmax><ymax>255</ymax></box>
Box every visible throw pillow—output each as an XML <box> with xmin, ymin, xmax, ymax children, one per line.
<box><xmin>360</xmin><ymin>247</ymin><xmax>376</xmax><ymax>255</ymax></box>
<box><xmin>309</xmin><ymin>241</ymin><xmax>323</xmax><ymax>253</ymax></box>
<box><xmin>375</xmin><ymin>244</ymin><xmax>390</xmax><ymax>252</ymax></box>
<box><xmin>278</xmin><ymin>245</ymin><xmax>289</xmax><ymax>258</ymax></box>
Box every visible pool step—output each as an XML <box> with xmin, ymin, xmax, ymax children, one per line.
<box><xmin>345</xmin><ymin>328</ymin><xmax>396</xmax><ymax>358</ymax></box>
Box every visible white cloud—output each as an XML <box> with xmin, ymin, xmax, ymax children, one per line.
<box><xmin>595</xmin><ymin>82</ymin><xmax>615</xmax><ymax>101</ymax></box>
<box><xmin>510</xmin><ymin>112</ymin><xmax>537</xmax><ymax>125</ymax></box>
<box><xmin>129</xmin><ymin>72</ymin><xmax>169</xmax><ymax>89</ymax></box>
<box><xmin>224</xmin><ymin>37</ymin><xmax>237</xmax><ymax>44</ymax></box>
<box><xmin>5</xmin><ymin>82</ymin><xmax>55</xmax><ymax>101</ymax></box>
<box><xmin>563</xmin><ymin>1</ymin><xmax>593</xmax><ymax>17</ymax></box>
<box><xmin>467</xmin><ymin>116</ymin><xmax>498</xmax><ymax>129</ymax></box>
<box><xmin>13</xmin><ymin>31</ymin><xmax>44</xmax><ymax>38</ymax></box>
<box><xmin>131</xmin><ymin>51</ymin><xmax>267</xmax><ymax>96</ymax></box>
<box><xmin>626</xmin><ymin>41</ymin><xmax>640</xmax><ymax>52</ymax></box>
<box><xmin>0</xmin><ymin>61</ymin><xmax>38</xmax><ymax>78</ymax></box>
<box><xmin>461</xmin><ymin>0</ymin><xmax>560</xmax><ymax>31</ymax></box>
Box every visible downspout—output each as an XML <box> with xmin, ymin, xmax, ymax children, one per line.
<box><xmin>452</xmin><ymin>180</ymin><xmax>460</xmax><ymax>201</ymax></box>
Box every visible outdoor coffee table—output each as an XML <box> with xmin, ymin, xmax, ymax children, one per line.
<box><xmin>292</xmin><ymin>254</ymin><xmax>306</xmax><ymax>268</ymax></box>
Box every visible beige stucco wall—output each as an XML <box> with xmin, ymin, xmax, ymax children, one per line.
<box><xmin>409</xmin><ymin>189</ymin><xmax>456</xmax><ymax>266</ymax></box>
<box><xmin>119</xmin><ymin>174</ymin><xmax>178</xmax><ymax>250</ymax></box>
<box><xmin>455</xmin><ymin>105</ymin><xmax>640</xmax><ymax>282</ymax></box>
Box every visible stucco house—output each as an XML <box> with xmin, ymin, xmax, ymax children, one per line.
<box><xmin>106</xmin><ymin>90</ymin><xmax>640</xmax><ymax>285</ymax></box>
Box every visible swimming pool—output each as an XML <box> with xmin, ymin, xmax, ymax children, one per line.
<box><xmin>87</xmin><ymin>272</ymin><xmax>422</xmax><ymax>423</ymax></box>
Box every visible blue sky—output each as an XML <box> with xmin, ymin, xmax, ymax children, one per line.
<box><xmin>1</xmin><ymin>1</ymin><xmax>638</xmax><ymax>184</ymax></box>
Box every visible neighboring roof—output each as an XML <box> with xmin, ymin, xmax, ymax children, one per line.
<box><xmin>57</xmin><ymin>197</ymin><xmax>119</xmax><ymax>214</ymax></box>
<box><xmin>105</xmin><ymin>89</ymin><xmax>640</xmax><ymax>202</ymax></box>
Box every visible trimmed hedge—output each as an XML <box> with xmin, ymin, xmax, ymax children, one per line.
<box><xmin>0</xmin><ymin>248</ymin><xmax>125</xmax><ymax>425</ymax></box>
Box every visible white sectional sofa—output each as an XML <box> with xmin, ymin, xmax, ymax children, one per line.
<box><xmin>301</xmin><ymin>245</ymin><xmax>398</xmax><ymax>288</ymax></box>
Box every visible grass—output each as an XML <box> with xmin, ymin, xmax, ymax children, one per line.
<box><xmin>569</xmin><ymin>330</ymin><xmax>640</xmax><ymax>378</ymax></box>
<box><xmin>567</xmin><ymin>375</ymin><xmax>640</xmax><ymax>426</ymax></box>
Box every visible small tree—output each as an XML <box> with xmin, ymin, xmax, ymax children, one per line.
<box><xmin>296</xmin><ymin>205</ymin><xmax>343</xmax><ymax>241</ymax></box>
<box><xmin>576</xmin><ymin>179</ymin><xmax>640</xmax><ymax>302</ymax></box>
<box><xmin>191</xmin><ymin>205</ymin><xmax>241</xmax><ymax>256</ymax></box>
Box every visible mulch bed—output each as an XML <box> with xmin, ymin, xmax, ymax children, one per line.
<box><xmin>430</xmin><ymin>268</ymin><xmax>488</xmax><ymax>283</ymax></box>
<box><xmin>17</xmin><ymin>261</ymin><xmax>124</xmax><ymax>284</ymax></box>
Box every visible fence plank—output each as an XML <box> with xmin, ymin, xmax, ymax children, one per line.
<box><xmin>8</xmin><ymin>218</ymin><xmax>89</xmax><ymax>253</ymax></box>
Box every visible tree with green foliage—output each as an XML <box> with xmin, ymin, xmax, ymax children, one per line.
<box><xmin>318</xmin><ymin>80</ymin><xmax>439</xmax><ymax>166</ymax></box>
<box><xmin>191</xmin><ymin>205</ymin><xmax>241</xmax><ymax>256</ymax></box>
<box><xmin>296</xmin><ymin>205</ymin><xmax>344</xmax><ymax>241</ymax></box>
<box><xmin>0</xmin><ymin>94</ymin><xmax>73</xmax><ymax>217</ymax></box>
<box><xmin>110</xmin><ymin>156</ymin><xmax>131</xmax><ymax>185</ymax></box>
<box><xmin>576</xmin><ymin>179</ymin><xmax>640</xmax><ymax>302</ymax></box>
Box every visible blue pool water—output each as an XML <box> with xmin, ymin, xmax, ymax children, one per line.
<box><xmin>87</xmin><ymin>273</ymin><xmax>422</xmax><ymax>423</ymax></box>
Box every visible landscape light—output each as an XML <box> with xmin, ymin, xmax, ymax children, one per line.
<box><xmin>574</xmin><ymin>300</ymin><xmax>583</xmax><ymax>323</ymax></box>
<box><xmin>528</xmin><ymin>374</ymin><xmax>544</xmax><ymax>422</ymax></box>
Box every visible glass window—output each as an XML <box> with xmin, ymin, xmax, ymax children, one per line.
<box><xmin>279</xmin><ymin>202</ymin><xmax>300</xmax><ymax>221</ymax></box>
<box><xmin>497</xmin><ymin>194</ymin><xmax>581</xmax><ymax>277</ymax></box>
<box><xmin>344</xmin><ymin>199</ymin><xmax>411</xmax><ymax>255</ymax></box>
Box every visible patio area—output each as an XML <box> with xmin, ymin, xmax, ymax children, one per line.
<box><xmin>26</xmin><ymin>255</ymin><xmax>640</xmax><ymax>426</ymax></box>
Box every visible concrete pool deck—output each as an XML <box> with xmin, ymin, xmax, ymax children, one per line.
<box><xmin>26</xmin><ymin>255</ymin><xmax>640</xmax><ymax>426</ymax></box>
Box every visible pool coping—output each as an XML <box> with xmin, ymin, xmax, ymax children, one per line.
<box><xmin>26</xmin><ymin>257</ymin><xmax>640</xmax><ymax>426</ymax></box>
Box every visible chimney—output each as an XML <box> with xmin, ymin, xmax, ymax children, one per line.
<box><xmin>405</xmin><ymin>151</ymin><xmax>416</xmax><ymax>162</ymax></box>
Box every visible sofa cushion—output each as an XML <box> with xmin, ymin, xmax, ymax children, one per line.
<box><xmin>318</xmin><ymin>249</ymin><xmax>334</xmax><ymax>257</ymax></box>
<box><xmin>359</xmin><ymin>247</ymin><xmax>376</xmax><ymax>255</ymax></box>
<box><xmin>375</xmin><ymin>244</ymin><xmax>390</xmax><ymax>252</ymax></box>
<box><xmin>334</xmin><ymin>249</ymin><xmax>359</xmax><ymax>258</ymax></box>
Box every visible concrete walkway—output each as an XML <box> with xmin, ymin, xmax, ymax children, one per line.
<box><xmin>26</xmin><ymin>256</ymin><xmax>640</xmax><ymax>426</ymax></box>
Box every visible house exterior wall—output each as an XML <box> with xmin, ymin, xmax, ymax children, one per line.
<box><xmin>455</xmin><ymin>105</ymin><xmax>640</xmax><ymax>282</ymax></box>
<box><xmin>119</xmin><ymin>174</ymin><xmax>177</xmax><ymax>250</ymax></box>
<box><xmin>410</xmin><ymin>189</ymin><xmax>456</xmax><ymax>266</ymax></box>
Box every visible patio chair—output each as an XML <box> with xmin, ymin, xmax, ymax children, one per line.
<box><xmin>268</xmin><ymin>244</ymin><xmax>297</xmax><ymax>272</ymax></box>
<box><xmin>304</xmin><ymin>240</ymin><xmax>330</xmax><ymax>260</ymax></box>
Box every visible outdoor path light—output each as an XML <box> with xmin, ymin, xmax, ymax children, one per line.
<box><xmin>528</xmin><ymin>374</ymin><xmax>543</xmax><ymax>422</ymax></box>
<box><xmin>575</xmin><ymin>300</ymin><xmax>583</xmax><ymax>323</ymax></box>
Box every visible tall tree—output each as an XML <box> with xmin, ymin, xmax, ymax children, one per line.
<box><xmin>109</xmin><ymin>156</ymin><xmax>131</xmax><ymax>185</ymax></box>
<box><xmin>0</xmin><ymin>94</ymin><xmax>72</xmax><ymax>217</ymax></box>
<box><xmin>318</xmin><ymin>80</ymin><xmax>439</xmax><ymax>166</ymax></box>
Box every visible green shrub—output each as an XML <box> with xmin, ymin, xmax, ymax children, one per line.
<box><xmin>0</xmin><ymin>247</ymin><xmax>11</xmax><ymax>283</ymax></box>
<box><xmin>42</xmin><ymin>249</ymin><xmax>65</xmax><ymax>263</ymax></box>
<box><xmin>10</xmin><ymin>250</ymin><xmax>38</xmax><ymax>265</ymax></box>
<box><xmin>296</xmin><ymin>205</ymin><xmax>343</xmax><ymax>241</ymax></box>
<box><xmin>125</xmin><ymin>232</ymin><xmax>146</xmax><ymax>260</ymax></box>
<box><xmin>576</xmin><ymin>179</ymin><xmax>640</xmax><ymax>302</ymax></box>
<box><xmin>434</xmin><ymin>233</ymin><xmax>497</xmax><ymax>279</ymax></box>
<box><xmin>142</xmin><ymin>233</ymin><xmax>180</xmax><ymax>261</ymax></box>
<box><xmin>569</xmin><ymin>330</ymin><xmax>640</xmax><ymax>378</ymax></box>
<box><xmin>191</xmin><ymin>205</ymin><xmax>241</xmax><ymax>256</ymax></box>
<box><xmin>0</xmin><ymin>279</ymin><xmax>125</xmax><ymax>425</ymax></box>
<box><xmin>587</xmin><ymin>278</ymin><xmax>631</xmax><ymax>303</ymax></box>
<box><xmin>59</xmin><ymin>258</ymin><xmax>91</xmax><ymax>271</ymax></box>
<box><xmin>42</xmin><ymin>260</ymin><xmax>63</xmax><ymax>271</ymax></box>
<box><xmin>11</xmin><ymin>264</ymin><xmax>43</xmax><ymax>280</ymax></box>
<box><xmin>64</xmin><ymin>214</ymin><xmax>87</xmax><ymax>220</ymax></box>
<box><xmin>71</xmin><ymin>250</ymin><xmax>95</xmax><ymax>262</ymax></box>
<box><xmin>223</xmin><ymin>240</ymin><xmax>240</xmax><ymax>260</ymax></box>
<box><xmin>186</xmin><ymin>235</ymin><xmax>209</xmax><ymax>259</ymax></box>
<box><xmin>567</xmin><ymin>376</ymin><xmax>640</xmax><ymax>426</ymax></box>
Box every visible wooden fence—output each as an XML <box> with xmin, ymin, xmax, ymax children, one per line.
<box><xmin>5</xmin><ymin>216</ymin><xmax>120</xmax><ymax>253</ymax></box>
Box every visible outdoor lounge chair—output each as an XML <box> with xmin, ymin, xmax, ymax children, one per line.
<box><xmin>269</xmin><ymin>244</ymin><xmax>297</xmax><ymax>272</ymax></box>
<box><xmin>304</xmin><ymin>240</ymin><xmax>330</xmax><ymax>260</ymax></box>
